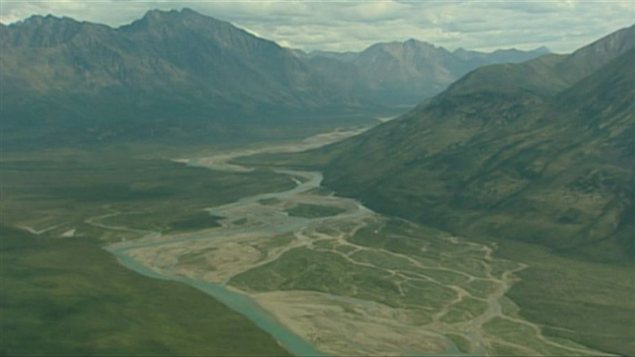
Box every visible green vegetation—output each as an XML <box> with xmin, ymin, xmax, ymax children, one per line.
<box><xmin>285</xmin><ymin>203</ymin><xmax>346</xmax><ymax>218</ymax></box>
<box><xmin>482</xmin><ymin>317</ymin><xmax>575</xmax><ymax>356</ymax></box>
<box><xmin>258</xmin><ymin>198</ymin><xmax>281</xmax><ymax>206</ymax></box>
<box><xmin>231</xmin><ymin>247</ymin><xmax>403</xmax><ymax>307</ymax></box>
<box><xmin>464</xmin><ymin>279</ymin><xmax>496</xmax><ymax>297</ymax></box>
<box><xmin>305</xmin><ymin>187</ymin><xmax>334</xmax><ymax>196</ymax></box>
<box><xmin>349</xmin><ymin>249</ymin><xmax>415</xmax><ymax>271</ymax></box>
<box><xmin>334</xmin><ymin>244</ymin><xmax>358</xmax><ymax>255</ymax></box>
<box><xmin>229</xmin><ymin>219</ymin><xmax>508</xmax><ymax>313</ymax></box>
<box><xmin>242</xmin><ymin>27</ymin><xmax>635</xmax><ymax>356</ymax></box>
<box><xmin>0</xmin><ymin>148</ymin><xmax>299</xmax><ymax>355</ymax></box>
<box><xmin>104</xmin><ymin>211</ymin><xmax>224</xmax><ymax>233</ymax></box>
<box><xmin>227</xmin><ymin>217</ymin><xmax>609</xmax><ymax>355</ymax></box>
<box><xmin>232</xmin><ymin>217</ymin><xmax>249</xmax><ymax>226</ymax></box>
<box><xmin>231</xmin><ymin>245</ymin><xmax>459</xmax><ymax>309</ymax></box>
<box><xmin>488</xmin><ymin>342</ymin><xmax>532</xmax><ymax>356</ymax></box>
<box><xmin>1</xmin><ymin>148</ymin><xmax>295</xmax><ymax>242</ymax></box>
<box><xmin>253</xmin><ymin>29</ymin><xmax>635</xmax><ymax>266</ymax></box>
<box><xmin>2</xmin><ymin>20</ymin><xmax>633</xmax><ymax>356</ymax></box>
<box><xmin>255</xmin><ymin>234</ymin><xmax>297</xmax><ymax>253</ymax></box>
<box><xmin>498</xmin><ymin>240</ymin><xmax>635</xmax><ymax>355</ymax></box>
<box><xmin>167</xmin><ymin>212</ymin><xmax>223</xmax><ymax>232</ymax></box>
<box><xmin>440</xmin><ymin>297</ymin><xmax>487</xmax><ymax>324</ymax></box>
<box><xmin>0</xmin><ymin>226</ymin><xmax>289</xmax><ymax>356</ymax></box>
<box><xmin>345</xmin><ymin>220</ymin><xmax>491</xmax><ymax>280</ymax></box>
<box><xmin>446</xmin><ymin>334</ymin><xmax>471</xmax><ymax>354</ymax></box>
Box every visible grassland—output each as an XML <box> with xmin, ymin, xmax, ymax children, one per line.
<box><xmin>0</xmin><ymin>226</ymin><xmax>289</xmax><ymax>356</ymax></box>
<box><xmin>4</xmin><ymin>139</ymin><xmax>632</xmax><ymax>355</ymax></box>
<box><xmin>496</xmin><ymin>239</ymin><xmax>635</xmax><ymax>355</ymax></box>
<box><xmin>1</xmin><ymin>148</ymin><xmax>295</xmax><ymax>241</ymax></box>
<box><xmin>230</xmin><ymin>221</ymin><xmax>485</xmax><ymax>310</ymax></box>
<box><xmin>242</xmin><ymin>124</ymin><xmax>635</xmax><ymax>354</ymax></box>
<box><xmin>0</xmin><ymin>148</ymin><xmax>296</xmax><ymax>355</ymax></box>
<box><xmin>237</xmin><ymin>156</ymin><xmax>635</xmax><ymax>355</ymax></box>
<box><xmin>220</xmin><ymin>216</ymin><xmax>604</xmax><ymax>356</ymax></box>
<box><xmin>285</xmin><ymin>203</ymin><xmax>346</xmax><ymax>218</ymax></box>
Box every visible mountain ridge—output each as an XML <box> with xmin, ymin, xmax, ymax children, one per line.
<box><xmin>306</xmin><ymin>38</ymin><xmax>550</xmax><ymax>105</ymax></box>
<box><xmin>1</xmin><ymin>9</ymin><xmax>361</xmax><ymax>148</ymax></box>
<box><xmin>259</xmin><ymin>23</ymin><xmax>635</xmax><ymax>265</ymax></box>
<box><xmin>1</xmin><ymin>8</ymin><xmax>551</xmax><ymax>148</ymax></box>
<box><xmin>240</xmin><ymin>28</ymin><xmax>635</xmax><ymax>355</ymax></box>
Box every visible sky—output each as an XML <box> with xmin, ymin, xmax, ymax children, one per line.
<box><xmin>1</xmin><ymin>1</ymin><xmax>634</xmax><ymax>53</ymax></box>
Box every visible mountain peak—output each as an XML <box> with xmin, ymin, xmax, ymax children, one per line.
<box><xmin>534</xmin><ymin>46</ymin><xmax>551</xmax><ymax>54</ymax></box>
<box><xmin>3</xmin><ymin>14</ymin><xmax>109</xmax><ymax>47</ymax></box>
<box><xmin>556</xmin><ymin>22</ymin><xmax>635</xmax><ymax>83</ymax></box>
<box><xmin>568</xmin><ymin>22</ymin><xmax>635</xmax><ymax>60</ymax></box>
<box><xmin>180</xmin><ymin>7</ymin><xmax>201</xmax><ymax>16</ymax></box>
<box><xmin>139</xmin><ymin>8</ymin><xmax>218</xmax><ymax>23</ymax></box>
<box><xmin>121</xmin><ymin>7</ymin><xmax>231</xmax><ymax>34</ymax></box>
<box><xmin>11</xmin><ymin>13</ymin><xmax>79</xmax><ymax>28</ymax></box>
<box><xmin>362</xmin><ymin>38</ymin><xmax>440</xmax><ymax>55</ymax></box>
<box><xmin>142</xmin><ymin>8</ymin><xmax>177</xmax><ymax>18</ymax></box>
<box><xmin>139</xmin><ymin>8</ymin><xmax>184</xmax><ymax>23</ymax></box>
<box><xmin>404</xmin><ymin>38</ymin><xmax>436</xmax><ymax>48</ymax></box>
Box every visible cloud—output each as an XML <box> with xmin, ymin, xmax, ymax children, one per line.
<box><xmin>1</xmin><ymin>0</ymin><xmax>633</xmax><ymax>53</ymax></box>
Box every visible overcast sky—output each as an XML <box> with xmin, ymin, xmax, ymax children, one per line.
<box><xmin>1</xmin><ymin>1</ymin><xmax>634</xmax><ymax>53</ymax></box>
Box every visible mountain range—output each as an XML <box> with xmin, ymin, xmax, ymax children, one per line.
<box><xmin>243</xmin><ymin>24</ymin><xmax>635</xmax><ymax>355</ymax></box>
<box><xmin>273</xmin><ymin>23</ymin><xmax>635</xmax><ymax>265</ymax></box>
<box><xmin>301</xmin><ymin>40</ymin><xmax>549</xmax><ymax>106</ymax></box>
<box><xmin>0</xmin><ymin>8</ymin><xmax>547</xmax><ymax>148</ymax></box>
<box><xmin>1</xmin><ymin>9</ymin><xmax>353</xmax><ymax>147</ymax></box>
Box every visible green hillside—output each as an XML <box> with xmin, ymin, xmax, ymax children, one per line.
<box><xmin>265</xmin><ymin>24</ymin><xmax>635</xmax><ymax>264</ymax></box>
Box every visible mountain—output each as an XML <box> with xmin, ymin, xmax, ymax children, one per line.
<box><xmin>243</xmin><ymin>25</ymin><xmax>635</xmax><ymax>355</ymax></box>
<box><xmin>269</xmin><ymin>24</ymin><xmax>635</xmax><ymax>264</ymax></box>
<box><xmin>308</xmin><ymin>50</ymin><xmax>358</xmax><ymax>62</ymax></box>
<box><xmin>306</xmin><ymin>39</ymin><xmax>550</xmax><ymax>106</ymax></box>
<box><xmin>445</xmin><ymin>23</ymin><xmax>635</xmax><ymax>98</ymax></box>
<box><xmin>0</xmin><ymin>9</ymin><xmax>357</xmax><ymax>148</ymax></box>
<box><xmin>0</xmin><ymin>8</ymin><xmax>550</xmax><ymax>148</ymax></box>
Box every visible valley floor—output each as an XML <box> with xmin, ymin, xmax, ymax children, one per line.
<box><xmin>2</xmin><ymin>127</ymin><xmax>633</xmax><ymax>356</ymax></box>
<box><xmin>99</xmin><ymin>134</ymin><xmax>611</xmax><ymax>356</ymax></box>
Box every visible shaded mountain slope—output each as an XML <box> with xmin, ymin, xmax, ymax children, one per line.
<box><xmin>263</xmin><ymin>24</ymin><xmax>635</xmax><ymax>264</ymax></box>
<box><xmin>239</xmin><ymin>28</ymin><xmax>635</xmax><ymax>355</ymax></box>
<box><xmin>0</xmin><ymin>8</ymin><xmax>550</xmax><ymax>148</ymax></box>
<box><xmin>0</xmin><ymin>9</ymin><xmax>357</xmax><ymax>148</ymax></box>
<box><xmin>439</xmin><ymin>23</ymin><xmax>635</xmax><ymax>98</ymax></box>
<box><xmin>305</xmin><ymin>39</ymin><xmax>549</xmax><ymax>106</ymax></box>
